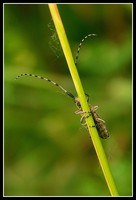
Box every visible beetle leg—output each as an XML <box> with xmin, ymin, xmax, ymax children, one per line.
<box><xmin>90</xmin><ymin>105</ymin><xmax>98</xmax><ymax>112</ymax></box>
<box><xmin>94</xmin><ymin>117</ymin><xmax>105</xmax><ymax>123</ymax></box>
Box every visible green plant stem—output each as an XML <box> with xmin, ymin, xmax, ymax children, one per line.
<box><xmin>48</xmin><ymin>4</ymin><xmax>119</xmax><ymax>196</ymax></box>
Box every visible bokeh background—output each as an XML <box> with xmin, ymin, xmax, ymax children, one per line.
<box><xmin>4</xmin><ymin>4</ymin><xmax>132</xmax><ymax>196</ymax></box>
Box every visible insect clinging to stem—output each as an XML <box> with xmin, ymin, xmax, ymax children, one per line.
<box><xmin>15</xmin><ymin>33</ymin><xmax>109</xmax><ymax>139</ymax></box>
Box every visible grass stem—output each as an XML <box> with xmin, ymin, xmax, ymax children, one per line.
<box><xmin>48</xmin><ymin>4</ymin><xmax>119</xmax><ymax>196</ymax></box>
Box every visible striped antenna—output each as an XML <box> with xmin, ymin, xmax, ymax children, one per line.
<box><xmin>15</xmin><ymin>34</ymin><xmax>96</xmax><ymax>102</ymax></box>
<box><xmin>15</xmin><ymin>73</ymin><xmax>75</xmax><ymax>100</ymax></box>
<box><xmin>75</xmin><ymin>33</ymin><xmax>96</xmax><ymax>66</ymax></box>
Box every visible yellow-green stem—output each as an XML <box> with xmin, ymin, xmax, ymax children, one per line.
<box><xmin>48</xmin><ymin>4</ymin><xmax>119</xmax><ymax>196</ymax></box>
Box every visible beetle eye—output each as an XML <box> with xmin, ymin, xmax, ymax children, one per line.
<box><xmin>74</xmin><ymin>98</ymin><xmax>81</xmax><ymax>108</ymax></box>
<box><xmin>76</xmin><ymin>101</ymin><xmax>81</xmax><ymax>108</ymax></box>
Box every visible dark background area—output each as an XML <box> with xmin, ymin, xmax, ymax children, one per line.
<box><xmin>4</xmin><ymin>4</ymin><xmax>132</xmax><ymax>196</ymax></box>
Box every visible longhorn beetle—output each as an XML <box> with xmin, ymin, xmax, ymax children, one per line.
<box><xmin>15</xmin><ymin>34</ymin><xmax>109</xmax><ymax>139</ymax></box>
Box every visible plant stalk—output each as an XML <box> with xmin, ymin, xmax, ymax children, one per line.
<box><xmin>48</xmin><ymin>4</ymin><xmax>119</xmax><ymax>196</ymax></box>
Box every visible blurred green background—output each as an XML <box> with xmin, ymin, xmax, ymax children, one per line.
<box><xmin>4</xmin><ymin>4</ymin><xmax>132</xmax><ymax>196</ymax></box>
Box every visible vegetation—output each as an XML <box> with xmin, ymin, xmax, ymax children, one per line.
<box><xmin>4</xmin><ymin>4</ymin><xmax>132</xmax><ymax>196</ymax></box>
